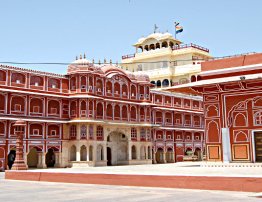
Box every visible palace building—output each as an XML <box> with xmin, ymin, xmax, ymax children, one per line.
<box><xmin>0</xmin><ymin>56</ymin><xmax>204</xmax><ymax>171</ymax></box>
<box><xmin>166</xmin><ymin>52</ymin><xmax>262</xmax><ymax>163</ymax></box>
<box><xmin>121</xmin><ymin>32</ymin><xmax>212</xmax><ymax>89</ymax></box>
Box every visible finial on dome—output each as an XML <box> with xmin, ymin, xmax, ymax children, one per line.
<box><xmin>80</xmin><ymin>54</ymin><xmax>82</xmax><ymax>59</ymax></box>
<box><xmin>76</xmin><ymin>56</ymin><xmax>78</xmax><ymax>60</ymax></box>
<box><xmin>84</xmin><ymin>53</ymin><xmax>86</xmax><ymax>59</ymax></box>
<box><xmin>104</xmin><ymin>58</ymin><xmax>106</xmax><ymax>64</ymax></box>
<box><xmin>92</xmin><ymin>59</ymin><xmax>94</xmax><ymax>64</ymax></box>
<box><xmin>116</xmin><ymin>61</ymin><xmax>118</xmax><ymax>66</ymax></box>
<box><xmin>98</xmin><ymin>59</ymin><xmax>101</xmax><ymax>65</ymax></box>
<box><xmin>110</xmin><ymin>59</ymin><xmax>112</xmax><ymax>65</ymax></box>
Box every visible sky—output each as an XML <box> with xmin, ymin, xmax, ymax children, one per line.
<box><xmin>0</xmin><ymin>0</ymin><xmax>261</xmax><ymax>74</ymax></box>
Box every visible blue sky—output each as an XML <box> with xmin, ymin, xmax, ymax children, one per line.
<box><xmin>0</xmin><ymin>0</ymin><xmax>261</xmax><ymax>74</ymax></box>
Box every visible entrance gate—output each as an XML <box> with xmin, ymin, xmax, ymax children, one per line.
<box><xmin>255</xmin><ymin>132</ymin><xmax>262</xmax><ymax>162</ymax></box>
<box><xmin>107</xmin><ymin>131</ymin><xmax>128</xmax><ymax>165</ymax></box>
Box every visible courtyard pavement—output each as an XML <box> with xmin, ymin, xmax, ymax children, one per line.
<box><xmin>1</xmin><ymin>172</ymin><xmax>262</xmax><ymax>202</ymax></box>
<box><xmin>24</xmin><ymin>162</ymin><xmax>262</xmax><ymax>177</ymax></box>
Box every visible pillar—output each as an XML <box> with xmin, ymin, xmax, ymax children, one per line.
<box><xmin>54</xmin><ymin>152</ymin><xmax>61</xmax><ymax>168</ymax></box>
<box><xmin>93</xmin><ymin>144</ymin><xmax>97</xmax><ymax>163</ymax></box>
<box><xmin>86</xmin><ymin>145</ymin><xmax>90</xmax><ymax>161</ymax></box>
<box><xmin>76</xmin><ymin>146</ymin><xmax>80</xmax><ymax>161</ymax></box>
<box><xmin>137</xmin><ymin>145</ymin><xmax>140</xmax><ymax>160</ymax></box>
<box><xmin>128</xmin><ymin>143</ymin><xmax>132</xmax><ymax>161</ymax></box>
<box><xmin>11</xmin><ymin>120</ymin><xmax>27</xmax><ymax>170</ymax></box>
<box><xmin>103</xmin><ymin>145</ymin><xmax>107</xmax><ymax>162</ymax></box>
<box><xmin>222</xmin><ymin>128</ymin><xmax>231</xmax><ymax>163</ymax></box>
<box><xmin>76</xmin><ymin>124</ymin><xmax>81</xmax><ymax>140</ymax></box>
<box><xmin>163</xmin><ymin>151</ymin><xmax>167</xmax><ymax>163</ymax></box>
<box><xmin>153</xmin><ymin>151</ymin><xmax>157</xmax><ymax>164</ymax></box>
<box><xmin>24</xmin><ymin>152</ymin><xmax>28</xmax><ymax>169</ymax></box>
<box><xmin>37</xmin><ymin>152</ymin><xmax>47</xmax><ymax>168</ymax></box>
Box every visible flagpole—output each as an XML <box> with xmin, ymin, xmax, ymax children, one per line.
<box><xmin>174</xmin><ymin>21</ymin><xmax>177</xmax><ymax>39</ymax></box>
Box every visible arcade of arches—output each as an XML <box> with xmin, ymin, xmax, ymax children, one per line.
<box><xmin>66</xmin><ymin>128</ymin><xmax>153</xmax><ymax>167</ymax></box>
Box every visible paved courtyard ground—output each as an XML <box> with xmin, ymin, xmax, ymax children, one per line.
<box><xmin>26</xmin><ymin>162</ymin><xmax>262</xmax><ymax>177</ymax></box>
<box><xmin>1</xmin><ymin>172</ymin><xmax>262</xmax><ymax>202</ymax></box>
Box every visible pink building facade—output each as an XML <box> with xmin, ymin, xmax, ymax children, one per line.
<box><xmin>0</xmin><ymin>58</ymin><xmax>204</xmax><ymax>170</ymax></box>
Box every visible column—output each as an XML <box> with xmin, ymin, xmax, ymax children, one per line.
<box><xmin>163</xmin><ymin>150</ymin><xmax>167</xmax><ymax>163</ymax></box>
<box><xmin>103</xmin><ymin>144</ymin><xmax>107</xmax><ymax>162</ymax></box>
<box><xmin>86</xmin><ymin>145</ymin><xmax>90</xmax><ymax>161</ymax></box>
<box><xmin>76</xmin><ymin>124</ymin><xmax>81</xmax><ymax>140</ymax></box>
<box><xmin>12</xmin><ymin>120</ymin><xmax>27</xmax><ymax>170</ymax></box>
<box><xmin>137</xmin><ymin>145</ymin><xmax>140</xmax><ymax>160</ymax></box>
<box><xmin>76</xmin><ymin>146</ymin><xmax>80</xmax><ymax>161</ymax></box>
<box><xmin>93</xmin><ymin>144</ymin><xmax>97</xmax><ymax>163</ymax></box>
<box><xmin>37</xmin><ymin>152</ymin><xmax>47</xmax><ymax>168</ymax></box>
<box><xmin>145</xmin><ymin>146</ymin><xmax>148</xmax><ymax>160</ymax></box>
<box><xmin>24</xmin><ymin>152</ymin><xmax>28</xmax><ymax>169</ymax></box>
<box><xmin>54</xmin><ymin>152</ymin><xmax>61</xmax><ymax>168</ymax></box>
<box><xmin>128</xmin><ymin>143</ymin><xmax>132</xmax><ymax>160</ymax></box>
<box><xmin>222</xmin><ymin>128</ymin><xmax>231</xmax><ymax>163</ymax></box>
<box><xmin>153</xmin><ymin>151</ymin><xmax>157</xmax><ymax>164</ymax></box>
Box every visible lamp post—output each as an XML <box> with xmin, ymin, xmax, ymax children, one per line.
<box><xmin>11</xmin><ymin>120</ymin><xmax>27</xmax><ymax>170</ymax></box>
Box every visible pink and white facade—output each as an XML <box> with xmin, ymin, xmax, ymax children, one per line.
<box><xmin>0</xmin><ymin>57</ymin><xmax>204</xmax><ymax>170</ymax></box>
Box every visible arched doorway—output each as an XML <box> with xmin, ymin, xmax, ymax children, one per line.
<box><xmin>80</xmin><ymin>145</ymin><xmax>87</xmax><ymax>161</ymax></box>
<box><xmin>107</xmin><ymin>131</ymin><xmax>128</xmax><ymax>165</ymax></box>
<box><xmin>8</xmin><ymin>149</ymin><xmax>16</xmax><ymax>169</ymax></box>
<box><xmin>131</xmin><ymin>145</ymin><xmax>136</xmax><ymax>160</ymax></box>
<box><xmin>70</xmin><ymin>145</ymin><xmax>76</xmax><ymax>161</ymax></box>
<box><xmin>194</xmin><ymin>148</ymin><xmax>202</xmax><ymax>161</ymax></box>
<box><xmin>96</xmin><ymin>145</ymin><xmax>103</xmax><ymax>161</ymax></box>
<box><xmin>89</xmin><ymin>145</ymin><xmax>93</xmax><ymax>161</ymax></box>
<box><xmin>140</xmin><ymin>146</ymin><xmax>146</xmax><ymax>160</ymax></box>
<box><xmin>46</xmin><ymin>149</ymin><xmax>55</xmax><ymax>167</ymax></box>
<box><xmin>156</xmin><ymin>148</ymin><xmax>164</xmax><ymax>163</ymax></box>
<box><xmin>27</xmin><ymin>148</ymin><xmax>38</xmax><ymax>168</ymax></box>
<box><xmin>107</xmin><ymin>147</ymin><xmax>112</xmax><ymax>166</ymax></box>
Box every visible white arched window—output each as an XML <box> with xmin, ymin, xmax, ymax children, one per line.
<box><xmin>80</xmin><ymin>125</ymin><xmax>87</xmax><ymax>139</ymax></box>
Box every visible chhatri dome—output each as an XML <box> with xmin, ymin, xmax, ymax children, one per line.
<box><xmin>134</xmin><ymin>31</ymin><xmax>182</xmax><ymax>51</ymax></box>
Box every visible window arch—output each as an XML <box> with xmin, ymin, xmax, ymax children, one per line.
<box><xmin>70</xmin><ymin>101</ymin><xmax>77</xmax><ymax>117</ymax></box>
<box><xmin>106</xmin><ymin>104</ymin><xmax>113</xmax><ymax>119</ymax></box>
<box><xmin>48</xmin><ymin>100</ymin><xmax>60</xmax><ymax>116</ymax></box>
<box><xmin>131</xmin><ymin>85</ymin><xmax>136</xmax><ymax>98</ymax></box>
<box><xmin>80</xmin><ymin>125</ymin><xmax>87</xmax><ymax>139</ymax></box>
<box><xmin>80</xmin><ymin>100</ymin><xmax>87</xmax><ymax>117</ymax></box>
<box><xmin>70</xmin><ymin>125</ymin><xmax>77</xmax><ymax>139</ymax></box>
<box><xmin>131</xmin><ymin>145</ymin><xmax>137</xmax><ymax>159</ymax></box>
<box><xmin>96</xmin><ymin>102</ymin><xmax>103</xmax><ymax>119</ymax></box>
<box><xmin>114</xmin><ymin>105</ymin><xmax>120</xmax><ymax>120</ymax></box>
<box><xmin>96</xmin><ymin>126</ymin><xmax>104</xmax><ymax>140</ymax></box>
<box><xmin>122</xmin><ymin>105</ymin><xmax>128</xmax><ymax>120</ymax></box>
<box><xmin>131</xmin><ymin>128</ymin><xmax>137</xmax><ymax>140</ymax></box>
<box><xmin>162</xmin><ymin>79</ymin><xmax>169</xmax><ymax>87</ymax></box>
<box><xmin>122</xmin><ymin>83</ymin><xmax>128</xmax><ymax>97</ymax></box>
<box><xmin>206</xmin><ymin>121</ymin><xmax>219</xmax><ymax>143</ymax></box>
<box><xmin>234</xmin><ymin>113</ymin><xmax>247</xmax><ymax>127</ymax></box>
<box><xmin>130</xmin><ymin>106</ymin><xmax>137</xmax><ymax>121</ymax></box>
<box><xmin>114</xmin><ymin>82</ymin><xmax>120</xmax><ymax>96</ymax></box>
<box><xmin>106</xmin><ymin>81</ymin><xmax>113</xmax><ymax>95</ymax></box>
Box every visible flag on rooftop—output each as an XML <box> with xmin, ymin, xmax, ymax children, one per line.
<box><xmin>176</xmin><ymin>25</ymin><xmax>183</xmax><ymax>34</ymax></box>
